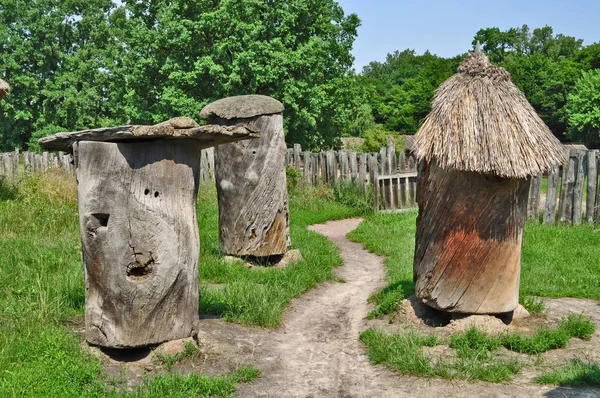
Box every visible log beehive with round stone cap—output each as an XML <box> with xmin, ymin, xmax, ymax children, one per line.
<box><xmin>39</xmin><ymin>115</ymin><xmax>259</xmax><ymax>348</ymax></box>
<box><xmin>412</xmin><ymin>44</ymin><xmax>566</xmax><ymax>315</ymax></box>
<box><xmin>201</xmin><ymin>95</ymin><xmax>290</xmax><ymax>258</ymax></box>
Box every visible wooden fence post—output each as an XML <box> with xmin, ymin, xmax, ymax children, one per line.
<box><xmin>349</xmin><ymin>151</ymin><xmax>357</xmax><ymax>183</ymax></box>
<box><xmin>12</xmin><ymin>148</ymin><xmax>19</xmax><ymax>177</ymax></box>
<box><xmin>339</xmin><ymin>150</ymin><xmax>349</xmax><ymax>181</ymax></box>
<box><xmin>359</xmin><ymin>153</ymin><xmax>367</xmax><ymax>195</ymax></box>
<box><xmin>527</xmin><ymin>173</ymin><xmax>542</xmax><ymax>220</ymax></box>
<box><xmin>572</xmin><ymin>150</ymin><xmax>586</xmax><ymax>224</ymax></box>
<box><xmin>586</xmin><ymin>150</ymin><xmax>598</xmax><ymax>223</ymax></box>
<box><xmin>558</xmin><ymin>150</ymin><xmax>575</xmax><ymax>223</ymax></box>
<box><xmin>293</xmin><ymin>144</ymin><xmax>301</xmax><ymax>170</ymax></box>
<box><xmin>326</xmin><ymin>150</ymin><xmax>336</xmax><ymax>184</ymax></box>
<box><xmin>303</xmin><ymin>151</ymin><xmax>311</xmax><ymax>182</ymax></box>
<box><xmin>543</xmin><ymin>165</ymin><xmax>560</xmax><ymax>224</ymax></box>
<box><xmin>3</xmin><ymin>153</ymin><xmax>11</xmax><ymax>176</ymax></box>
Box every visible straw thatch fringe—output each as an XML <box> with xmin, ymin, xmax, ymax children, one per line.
<box><xmin>413</xmin><ymin>52</ymin><xmax>566</xmax><ymax>179</ymax></box>
<box><xmin>0</xmin><ymin>79</ymin><xmax>9</xmax><ymax>100</ymax></box>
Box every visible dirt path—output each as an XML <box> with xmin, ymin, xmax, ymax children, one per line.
<box><xmin>193</xmin><ymin>218</ymin><xmax>599</xmax><ymax>398</ymax></box>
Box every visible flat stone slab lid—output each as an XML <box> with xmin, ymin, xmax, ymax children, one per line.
<box><xmin>38</xmin><ymin>117</ymin><xmax>258</xmax><ymax>152</ymax></box>
<box><xmin>200</xmin><ymin>95</ymin><xmax>284</xmax><ymax>120</ymax></box>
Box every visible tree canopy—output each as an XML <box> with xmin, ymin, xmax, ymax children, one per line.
<box><xmin>1</xmin><ymin>8</ymin><xmax>599</xmax><ymax>151</ymax></box>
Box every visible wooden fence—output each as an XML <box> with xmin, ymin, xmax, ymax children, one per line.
<box><xmin>0</xmin><ymin>147</ymin><xmax>217</xmax><ymax>182</ymax></box>
<box><xmin>285</xmin><ymin>141</ymin><xmax>418</xmax><ymax>211</ymax></box>
<box><xmin>287</xmin><ymin>145</ymin><xmax>600</xmax><ymax>224</ymax></box>
<box><xmin>4</xmin><ymin>143</ymin><xmax>598</xmax><ymax>225</ymax></box>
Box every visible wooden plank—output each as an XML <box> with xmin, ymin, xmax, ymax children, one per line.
<box><xmin>379</xmin><ymin>147</ymin><xmax>387</xmax><ymax>175</ymax></box>
<box><xmin>586</xmin><ymin>150</ymin><xmax>598</xmax><ymax>223</ymax></box>
<box><xmin>42</xmin><ymin>152</ymin><xmax>49</xmax><ymax>173</ymax></box>
<box><xmin>0</xmin><ymin>154</ymin><xmax>4</xmax><ymax>175</ymax></box>
<box><xmin>407</xmin><ymin>157</ymin><xmax>416</xmax><ymax>206</ymax></box>
<box><xmin>543</xmin><ymin>165</ymin><xmax>560</xmax><ymax>224</ymax></box>
<box><xmin>373</xmin><ymin>174</ymin><xmax>379</xmax><ymax>212</ymax></box>
<box><xmin>3</xmin><ymin>153</ymin><xmax>11</xmax><ymax>176</ymax></box>
<box><xmin>572</xmin><ymin>150</ymin><xmax>586</xmax><ymax>224</ymax></box>
<box><xmin>320</xmin><ymin>152</ymin><xmax>327</xmax><ymax>184</ymax></box>
<box><xmin>326</xmin><ymin>150</ymin><xmax>336</xmax><ymax>184</ymax></box>
<box><xmin>527</xmin><ymin>173</ymin><xmax>542</xmax><ymax>220</ymax></box>
<box><xmin>349</xmin><ymin>151</ymin><xmax>358</xmax><ymax>183</ymax></box>
<box><xmin>206</xmin><ymin>147</ymin><xmax>215</xmax><ymax>180</ymax></box>
<box><xmin>303</xmin><ymin>151</ymin><xmax>311</xmax><ymax>181</ymax></box>
<box><xmin>368</xmin><ymin>153</ymin><xmax>378</xmax><ymax>185</ymax></box>
<box><xmin>558</xmin><ymin>150</ymin><xmax>575</xmax><ymax>223</ymax></box>
<box><xmin>312</xmin><ymin>153</ymin><xmax>318</xmax><ymax>185</ymax></box>
<box><xmin>339</xmin><ymin>150</ymin><xmax>349</xmax><ymax>181</ymax></box>
<box><xmin>293</xmin><ymin>143</ymin><xmax>301</xmax><ymax>170</ymax></box>
<box><xmin>359</xmin><ymin>153</ymin><xmax>367</xmax><ymax>194</ymax></box>
<box><xmin>387</xmin><ymin>137</ymin><xmax>397</xmax><ymax>172</ymax></box>
<box><xmin>12</xmin><ymin>148</ymin><xmax>19</xmax><ymax>177</ymax></box>
<box><xmin>398</xmin><ymin>151</ymin><xmax>406</xmax><ymax>172</ymax></box>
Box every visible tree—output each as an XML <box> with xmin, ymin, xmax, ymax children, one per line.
<box><xmin>0</xmin><ymin>0</ymin><xmax>123</xmax><ymax>151</ymax></box>
<box><xmin>361</xmin><ymin>50</ymin><xmax>459</xmax><ymax>133</ymax></box>
<box><xmin>117</xmin><ymin>0</ymin><xmax>360</xmax><ymax>150</ymax></box>
<box><xmin>564</xmin><ymin>69</ymin><xmax>600</xmax><ymax>148</ymax></box>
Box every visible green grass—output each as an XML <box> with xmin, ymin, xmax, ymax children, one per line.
<box><xmin>348</xmin><ymin>212</ymin><xmax>600</xmax><ymax>318</ymax></box>
<box><xmin>535</xmin><ymin>358</ymin><xmax>600</xmax><ymax>387</ymax></box>
<box><xmin>197</xmin><ymin>181</ymin><xmax>364</xmax><ymax>326</ymax></box>
<box><xmin>0</xmin><ymin>174</ymin><xmax>360</xmax><ymax>396</ymax></box>
<box><xmin>361</xmin><ymin>315</ymin><xmax>595</xmax><ymax>383</ymax></box>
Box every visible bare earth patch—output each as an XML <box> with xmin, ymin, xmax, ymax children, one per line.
<box><xmin>90</xmin><ymin>218</ymin><xmax>600</xmax><ymax>397</ymax></box>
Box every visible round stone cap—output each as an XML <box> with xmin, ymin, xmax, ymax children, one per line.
<box><xmin>200</xmin><ymin>95</ymin><xmax>284</xmax><ymax>120</ymax></box>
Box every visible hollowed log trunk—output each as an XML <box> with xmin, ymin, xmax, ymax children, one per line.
<box><xmin>76</xmin><ymin>139</ymin><xmax>201</xmax><ymax>348</ymax></box>
<box><xmin>214</xmin><ymin>114</ymin><xmax>290</xmax><ymax>257</ymax></box>
<box><xmin>414</xmin><ymin>161</ymin><xmax>530</xmax><ymax>314</ymax></box>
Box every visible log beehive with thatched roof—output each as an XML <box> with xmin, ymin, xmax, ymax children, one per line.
<box><xmin>412</xmin><ymin>44</ymin><xmax>565</xmax><ymax>315</ymax></box>
<box><xmin>0</xmin><ymin>79</ymin><xmax>9</xmax><ymax>100</ymax></box>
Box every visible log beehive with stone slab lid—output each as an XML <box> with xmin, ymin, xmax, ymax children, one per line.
<box><xmin>412</xmin><ymin>44</ymin><xmax>565</xmax><ymax>315</ymax></box>
<box><xmin>200</xmin><ymin>95</ymin><xmax>290</xmax><ymax>258</ymax></box>
<box><xmin>39</xmin><ymin>115</ymin><xmax>259</xmax><ymax>348</ymax></box>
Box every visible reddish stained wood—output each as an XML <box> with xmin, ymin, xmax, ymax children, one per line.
<box><xmin>414</xmin><ymin>161</ymin><xmax>529</xmax><ymax>314</ymax></box>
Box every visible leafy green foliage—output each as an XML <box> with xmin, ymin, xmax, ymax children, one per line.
<box><xmin>0</xmin><ymin>0</ymin><xmax>362</xmax><ymax>151</ymax></box>
<box><xmin>565</xmin><ymin>69</ymin><xmax>600</xmax><ymax>147</ymax></box>
<box><xmin>360</xmin><ymin>50</ymin><xmax>459</xmax><ymax>133</ymax></box>
<box><xmin>519</xmin><ymin>296</ymin><xmax>545</xmax><ymax>315</ymax></box>
<box><xmin>117</xmin><ymin>0</ymin><xmax>361</xmax><ymax>150</ymax></box>
<box><xmin>361</xmin><ymin>124</ymin><xmax>406</xmax><ymax>153</ymax></box>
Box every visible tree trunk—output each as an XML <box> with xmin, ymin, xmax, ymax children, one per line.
<box><xmin>214</xmin><ymin>114</ymin><xmax>290</xmax><ymax>257</ymax></box>
<box><xmin>414</xmin><ymin>161</ymin><xmax>529</xmax><ymax>314</ymax></box>
<box><xmin>76</xmin><ymin>139</ymin><xmax>201</xmax><ymax>348</ymax></box>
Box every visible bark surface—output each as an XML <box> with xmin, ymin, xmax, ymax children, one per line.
<box><xmin>414</xmin><ymin>161</ymin><xmax>530</xmax><ymax>314</ymax></box>
<box><xmin>76</xmin><ymin>139</ymin><xmax>201</xmax><ymax>348</ymax></box>
<box><xmin>214</xmin><ymin>114</ymin><xmax>290</xmax><ymax>257</ymax></box>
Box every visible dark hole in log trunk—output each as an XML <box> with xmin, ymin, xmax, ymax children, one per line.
<box><xmin>127</xmin><ymin>261</ymin><xmax>153</xmax><ymax>280</ymax></box>
<box><xmin>144</xmin><ymin>189</ymin><xmax>149</xmax><ymax>195</ymax></box>
<box><xmin>154</xmin><ymin>191</ymin><xmax>159</xmax><ymax>197</ymax></box>
<box><xmin>91</xmin><ymin>213</ymin><xmax>110</xmax><ymax>227</ymax></box>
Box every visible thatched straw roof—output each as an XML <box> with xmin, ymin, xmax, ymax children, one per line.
<box><xmin>0</xmin><ymin>79</ymin><xmax>9</xmax><ymax>100</ymax></box>
<box><xmin>413</xmin><ymin>47</ymin><xmax>566</xmax><ymax>178</ymax></box>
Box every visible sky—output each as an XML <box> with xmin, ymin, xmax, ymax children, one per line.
<box><xmin>335</xmin><ymin>0</ymin><xmax>600</xmax><ymax>72</ymax></box>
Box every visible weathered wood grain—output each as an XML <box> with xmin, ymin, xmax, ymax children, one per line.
<box><xmin>586</xmin><ymin>150</ymin><xmax>598</xmax><ymax>223</ymax></box>
<box><xmin>359</xmin><ymin>153</ymin><xmax>367</xmax><ymax>194</ymax></box>
<box><xmin>294</xmin><ymin>144</ymin><xmax>301</xmax><ymax>171</ymax></box>
<box><xmin>572</xmin><ymin>150</ymin><xmax>585</xmax><ymax>224</ymax></box>
<box><xmin>326</xmin><ymin>150</ymin><xmax>337</xmax><ymax>184</ymax></box>
<box><xmin>76</xmin><ymin>140</ymin><xmax>201</xmax><ymax>348</ymax></box>
<box><xmin>543</xmin><ymin>165</ymin><xmax>559</xmax><ymax>224</ymax></box>
<box><xmin>38</xmin><ymin>118</ymin><xmax>257</xmax><ymax>152</ymax></box>
<box><xmin>414</xmin><ymin>161</ymin><xmax>529</xmax><ymax>314</ymax></box>
<box><xmin>559</xmin><ymin>151</ymin><xmax>575</xmax><ymax>223</ymax></box>
<box><xmin>214</xmin><ymin>114</ymin><xmax>290</xmax><ymax>257</ymax></box>
<box><xmin>527</xmin><ymin>173</ymin><xmax>542</xmax><ymax>220</ymax></box>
